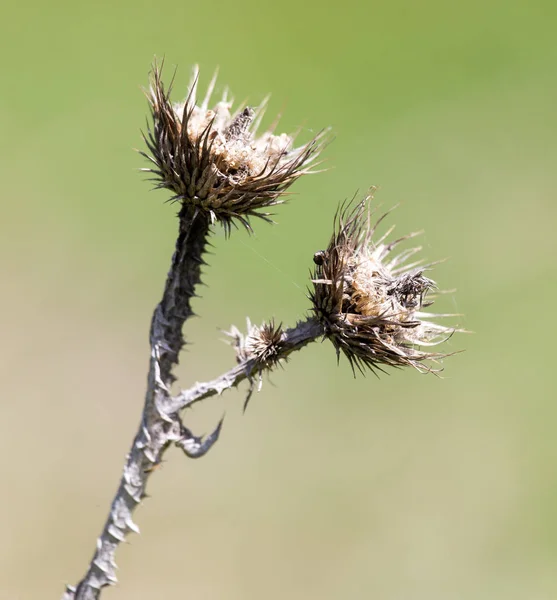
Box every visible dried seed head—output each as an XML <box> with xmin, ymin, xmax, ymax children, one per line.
<box><xmin>246</xmin><ymin>320</ymin><xmax>284</xmax><ymax>367</ymax></box>
<box><xmin>310</xmin><ymin>192</ymin><xmax>457</xmax><ymax>374</ymax></box>
<box><xmin>226</xmin><ymin>318</ymin><xmax>284</xmax><ymax>367</ymax></box>
<box><xmin>140</xmin><ymin>62</ymin><xmax>326</xmax><ymax>233</ymax></box>
<box><xmin>225</xmin><ymin>318</ymin><xmax>285</xmax><ymax>411</ymax></box>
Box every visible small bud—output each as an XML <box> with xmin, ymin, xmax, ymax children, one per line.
<box><xmin>141</xmin><ymin>62</ymin><xmax>326</xmax><ymax>233</ymax></box>
<box><xmin>310</xmin><ymin>192</ymin><xmax>457</xmax><ymax>374</ymax></box>
<box><xmin>245</xmin><ymin>319</ymin><xmax>284</xmax><ymax>367</ymax></box>
<box><xmin>224</xmin><ymin>318</ymin><xmax>285</xmax><ymax>412</ymax></box>
<box><xmin>226</xmin><ymin>318</ymin><xmax>283</xmax><ymax>367</ymax></box>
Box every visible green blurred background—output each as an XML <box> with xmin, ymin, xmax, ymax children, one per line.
<box><xmin>2</xmin><ymin>0</ymin><xmax>556</xmax><ymax>598</ymax></box>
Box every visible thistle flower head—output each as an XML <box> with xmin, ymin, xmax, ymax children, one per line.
<box><xmin>310</xmin><ymin>192</ymin><xmax>456</xmax><ymax>374</ymax></box>
<box><xmin>226</xmin><ymin>318</ymin><xmax>285</xmax><ymax>411</ymax></box>
<box><xmin>227</xmin><ymin>318</ymin><xmax>284</xmax><ymax>368</ymax></box>
<box><xmin>141</xmin><ymin>62</ymin><xmax>326</xmax><ymax>233</ymax></box>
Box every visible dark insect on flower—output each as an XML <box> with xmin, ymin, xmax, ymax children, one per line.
<box><xmin>310</xmin><ymin>192</ymin><xmax>457</xmax><ymax>374</ymax></box>
<box><xmin>313</xmin><ymin>250</ymin><xmax>327</xmax><ymax>266</ymax></box>
<box><xmin>140</xmin><ymin>62</ymin><xmax>327</xmax><ymax>234</ymax></box>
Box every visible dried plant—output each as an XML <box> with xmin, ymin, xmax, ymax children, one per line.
<box><xmin>141</xmin><ymin>61</ymin><xmax>326</xmax><ymax>232</ymax></box>
<box><xmin>62</xmin><ymin>64</ymin><xmax>460</xmax><ymax>600</ymax></box>
<box><xmin>310</xmin><ymin>194</ymin><xmax>457</xmax><ymax>374</ymax></box>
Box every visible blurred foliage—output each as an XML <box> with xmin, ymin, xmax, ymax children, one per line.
<box><xmin>1</xmin><ymin>0</ymin><xmax>556</xmax><ymax>598</ymax></box>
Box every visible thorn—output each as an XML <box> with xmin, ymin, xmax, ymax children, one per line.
<box><xmin>176</xmin><ymin>417</ymin><xmax>224</xmax><ymax>458</ymax></box>
<box><xmin>107</xmin><ymin>524</ymin><xmax>126</xmax><ymax>542</ymax></box>
<box><xmin>242</xmin><ymin>376</ymin><xmax>257</xmax><ymax>413</ymax></box>
<box><xmin>125</xmin><ymin>516</ymin><xmax>140</xmax><ymax>534</ymax></box>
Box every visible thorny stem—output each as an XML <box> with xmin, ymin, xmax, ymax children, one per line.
<box><xmin>64</xmin><ymin>205</ymin><xmax>215</xmax><ymax>600</ymax></box>
<box><xmin>152</xmin><ymin>203</ymin><xmax>210</xmax><ymax>383</ymax></box>
<box><xmin>63</xmin><ymin>200</ymin><xmax>324</xmax><ymax>599</ymax></box>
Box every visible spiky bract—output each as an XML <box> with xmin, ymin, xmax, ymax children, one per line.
<box><xmin>310</xmin><ymin>193</ymin><xmax>455</xmax><ymax>374</ymax></box>
<box><xmin>141</xmin><ymin>63</ymin><xmax>325</xmax><ymax>233</ymax></box>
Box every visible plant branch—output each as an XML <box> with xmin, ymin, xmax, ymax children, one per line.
<box><xmin>64</xmin><ymin>205</ymin><xmax>215</xmax><ymax>600</ymax></box>
<box><xmin>167</xmin><ymin>316</ymin><xmax>325</xmax><ymax>414</ymax></box>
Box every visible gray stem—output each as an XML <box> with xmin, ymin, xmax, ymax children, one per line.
<box><xmin>64</xmin><ymin>205</ymin><xmax>212</xmax><ymax>600</ymax></box>
<box><xmin>62</xmin><ymin>203</ymin><xmax>324</xmax><ymax>598</ymax></box>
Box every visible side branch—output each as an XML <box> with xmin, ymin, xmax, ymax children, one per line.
<box><xmin>167</xmin><ymin>316</ymin><xmax>325</xmax><ymax>414</ymax></box>
<box><xmin>65</xmin><ymin>315</ymin><xmax>323</xmax><ymax>600</ymax></box>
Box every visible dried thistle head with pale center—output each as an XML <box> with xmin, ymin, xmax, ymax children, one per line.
<box><xmin>226</xmin><ymin>318</ymin><xmax>285</xmax><ymax>411</ymax></box>
<box><xmin>226</xmin><ymin>318</ymin><xmax>284</xmax><ymax>368</ymax></box>
<box><xmin>310</xmin><ymin>193</ymin><xmax>456</xmax><ymax>374</ymax></box>
<box><xmin>140</xmin><ymin>63</ymin><xmax>326</xmax><ymax>233</ymax></box>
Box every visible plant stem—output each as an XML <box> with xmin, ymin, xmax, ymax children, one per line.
<box><xmin>64</xmin><ymin>205</ymin><xmax>212</xmax><ymax>600</ymax></box>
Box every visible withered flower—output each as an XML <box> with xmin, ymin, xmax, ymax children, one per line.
<box><xmin>227</xmin><ymin>318</ymin><xmax>284</xmax><ymax>368</ymax></box>
<box><xmin>226</xmin><ymin>318</ymin><xmax>285</xmax><ymax>411</ymax></box>
<box><xmin>141</xmin><ymin>63</ymin><xmax>326</xmax><ymax>233</ymax></box>
<box><xmin>310</xmin><ymin>193</ymin><xmax>456</xmax><ymax>374</ymax></box>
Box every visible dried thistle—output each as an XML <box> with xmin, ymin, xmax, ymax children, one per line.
<box><xmin>310</xmin><ymin>192</ymin><xmax>456</xmax><ymax>374</ymax></box>
<box><xmin>141</xmin><ymin>62</ymin><xmax>326</xmax><ymax>233</ymax></box>
<box><xmin>225</xmin><ymin>318</ymin><xmax>285</xmax><ymax>410</ymax></box>
<box><xmin>228</xmin><ymin>318</ymin><xmax>284</xmax><ymax>367</ymax></box>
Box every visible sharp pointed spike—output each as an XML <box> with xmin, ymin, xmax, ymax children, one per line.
<box><xmin>251</xmin><ymin>94</ymin><xmax>270</xmax><ymax>135</ymax></box>
<box><xmin>242</xmin><ymin>379</ymin><xmax>256</xmax><ymax>413</ymax></box>
<box><xmin>201</xmin><ymin>67</ymin><xmax>219</xmax><ymax>111</ymax></box>
<box><xmin>177</xmin><ymin>417</ymin><xmax>224</xmax><ymax>459</ymax></box>
<box><xmin>188</xmin><ymin>65</ymin><xmax>200</xmax><ymax>105</ymax></box>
